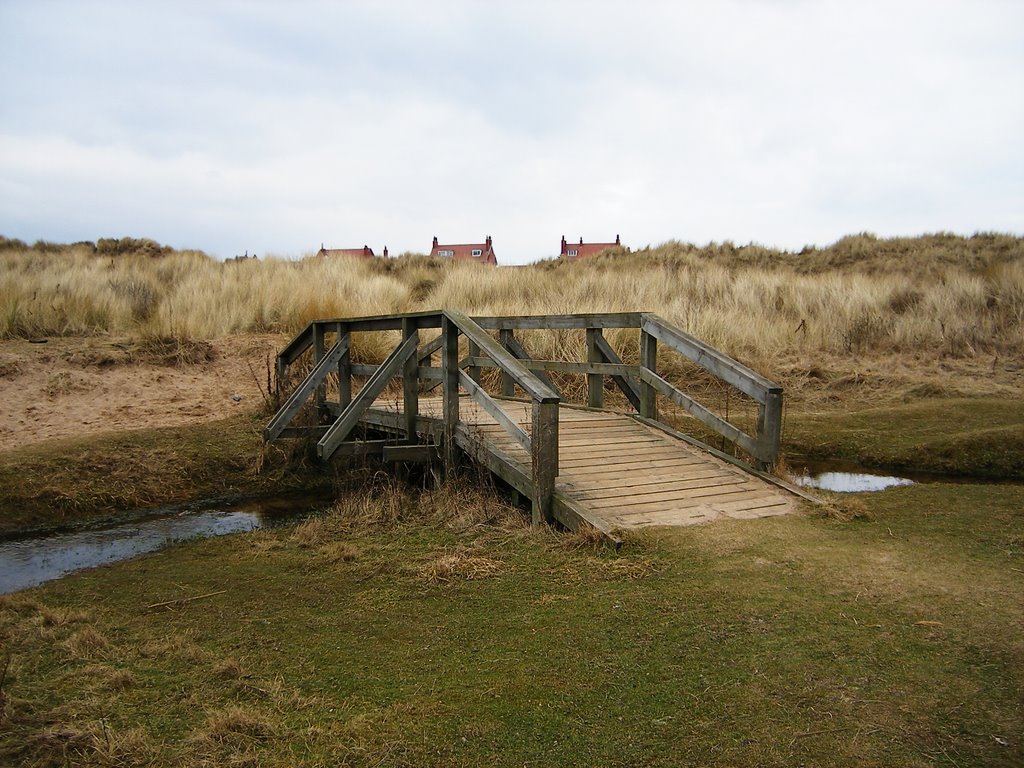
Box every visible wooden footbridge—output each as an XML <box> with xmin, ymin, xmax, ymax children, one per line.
<box><xmin>265</xmin><ymin>311</ymin><xmax>810</xmax><ymax>542</ymax></box>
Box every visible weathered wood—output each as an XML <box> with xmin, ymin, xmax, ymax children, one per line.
<box><xmin>758</xmin><ymin>389</ymin><xmax>783</xmax><ymax>468</ymax></box>
<box><xmin>499</xmin><ymin>329</ymin><xmax>515</xmax><ymax>397</ymax></box>
<box><xmin>639</xmin><ymin>367</ymin><xmax>762</xmax><ymax>460</ymax></box>
<box><xmin>496</xmin><ymin>331</ymin><xmax>560</xmax><ymax>396</ymax></box>
<box><xmin>317</xmin><ymin>334</ymin><xmax>418</xmax><ymax>460</ymax></box>
<box><xmin>336</xmin><ymin>323</ymin><xmax>352</xmax><ymax>408</ymax></box>
<box><xmin>402</xmin><ymin>318</ymin><xmax>419</xmax><ymax>444</ymax></box>
<box><xmin>383</xmin><ymin>444</ymin><xmax>439</xmax><ymax>463</ymax></box>
<box><xmin>640</xmin><ymin>314</ymin><xmax>781</xmax><ymax>404</ymax></box>
<box><xmin>417</xmin><ymin>334</ymin><xmax>444</xmax><ymax>361</ymax></box>
<box><xmin>467</xmin><ymin>340</ymin><xmax>481</xmax><ymax>385</ymax></box>
<box><xmin>313</xmin><ymin>323</ymin><xmax>327</xmax><ymax>413</ymax></box>
<box><xmin>593</xmin><ymin>332</ymin><xmax>641</xmax><ymax>411</ymax></box>
<box><xmin>463</xmin><ymin>357</ymin><xmax>637</xmax><ymax>377</ymax></box>
<box><xmin>278</xmin><ymin>425</ymin><xmax>331</xmax><ymax>439</ymax></box>
<box><xmin>551</xmin><ymin>494</ymin><xmax>623</xmax><ymax>547</ymax></box>
<box><xmin>444</xmin><ymin>311</ymin><xmax>559</xmax><ymax>403</ymax></box>
<box><xmin>474</xmin><ymin>313</ymin><xmax>642</xmax><ymax>330</ymax></box>
<box><xmin>278</xmin><ymin>322</ymin><xmax>315</xmax><ymax>367</ymax></box>
<box><xmin>459</xmin><ymin>371</ymin><xmax>531</xmax><ymax>453</ymax></box>
<box><xmin>586</xmin><ymin>328</ymin><xmax>603</xmax><ymax>408</ymax></box>
<box><xmin>531</xmin><ymin>400</ymin><xmax>559</xmax><ymax>525</ymax></box>
<box><xmin>442</xmin><ymin>316</ymin><xmax>460</xmax><ymax>471</ymax></box>
<box><xmin>264</xmin><ymin>338</ymin><xmax>349</xmax><ymax>441</ymax></box>
<box><xmin>639</xmin><ymin>329</ymin><xmax>657</xmax><ymax>420</ymax></box>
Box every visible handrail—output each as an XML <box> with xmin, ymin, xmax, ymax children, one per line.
<box><xmin>269</xmin><ymin>310</ymin><xmax>784</xmax><ymax>526</ymax></box>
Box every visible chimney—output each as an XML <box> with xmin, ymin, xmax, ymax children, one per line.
<box><xmin>615</xmin><ymin>234</ymin><xmax>620</xmax><ymax>245</ymax></box>
<box><xmin>561</xmin><ymin>235</ymin><xmax>567</xmax><ymax>253</ymax></box>
<box><xmin>485</xmin><ymin>235</ymin><xmax>492</xmax><ymax>249</ymax></box>
<box><xmin>383</xmin><ymin>246</ymin><xmax>389</xmax><ymax>258</ymax></box>
<box><xmin>580</xmin><ymin>237</ymin><xmax>584</xmax><ymax>245</ymax></box>
<box><xmin>432</xmin><ymin>236</ymin><xmax>439</xmax><ymax>249</ymax></box>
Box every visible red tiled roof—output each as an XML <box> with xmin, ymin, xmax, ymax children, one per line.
<box><xmin>430</xmin><ymin>235</ymin><xmax>497</xmax><ymax>265</ymax></box>
<box><xmin>560</xmin><ymin>235</ymin><xmax>622</xmax><ymax>260</ymax></box>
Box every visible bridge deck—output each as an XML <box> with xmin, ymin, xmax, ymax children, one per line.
<box><xmin>367</xmin><ymin>395</ymin><xmax>796</xmax><ymax>530</ymax></box>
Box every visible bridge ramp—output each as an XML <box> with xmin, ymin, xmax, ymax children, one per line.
<box><xmin>372</xmin><ymin>396</ymin><xmax>796</xmax><ymax>530</ymax></box>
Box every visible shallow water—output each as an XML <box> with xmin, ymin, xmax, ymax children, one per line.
<box><xmin>794</xmin><ymin>470</ymin><xmax>915</xmax><ymax>493</ymax></box>
<box><xmin>0</xmin><ymin>494</ymin><xmax>331</xmax><ymax>594</ymax></box>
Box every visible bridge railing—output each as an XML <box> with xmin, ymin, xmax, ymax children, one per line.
<box><xmin>270</xmin><ymin>310</ymin><xmax>783</xmax><ymax>525</ymax></box>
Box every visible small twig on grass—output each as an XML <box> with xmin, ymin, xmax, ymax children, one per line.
<box><xmin>247</xmin><ymin>359</ymin><xmax>272</xmax><ymax>409</ymax></box>
<box><xmin>146</xmin><ymin>589</ymin><xmax>226</xmax><ymax>610</ymax></box>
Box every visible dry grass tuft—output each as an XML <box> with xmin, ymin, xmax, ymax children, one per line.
<box><xmin>62</xmin><ymin>626</ymin><xmax>110</xmax><ymax>659</ymax></box>
<box><xmin>420</xmin><ymin>550</ymin><xmax>504</xmax><ymax>584</ymax></box>
<box><xmin>290</xmin><ymin>516</ymin><xmax>328</xmax><ymax>548</ymax></box>
<box><xmin>133</xmin><ymin>334</ymin><xmax>215</xmax><ymax>366</ymax></box>
<box><xmin>25</xmin><ymin>721</ymin><xmax>156</xmax><ymax>766</ymax></box>
<box><xmin>320</xmin><ymin>541</ymin><xmax>360</xmax><ymax>563</ymax></box>
<box><xmin>815</xmin><ymin>496</ymin><xmax>872</xmax><ymax>522</ymax></box>
<box><xmin>213</xmin><ymin>657</ymin><xmax>246</xmax><ymax>681</ymax></box>
<box><xmin>190</xmin><ymin>705</ymin><xmax>276</xmax><ymax>748</ymax></box>
<box><xmin>555</xmin><ymin>524</ymin><xmax>608</xmax><ymax>551</ymax></box>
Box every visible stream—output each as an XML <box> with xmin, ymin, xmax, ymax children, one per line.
<box><xmin>0</xmin><ymin>492</ymin><xmax>334</xmax><ymax>594</ymax></box>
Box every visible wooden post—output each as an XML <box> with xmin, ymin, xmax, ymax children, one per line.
<box><xmin>499</xmin><ymin>329</ymin><xmax>515</xmax><ymax>397</ymax></box>
<box><xmin>336</xmin><ymin>322</ymin><xmax>351</xmax><ymax>409</ymax></box>
<box><xmin>639</xmin><ymin>329</ymin><xmax>657</xmax><ymax>420</ymax></box>
<box><xmin>468</xmin><ymin>339</ymin><xmax>481</xmax><ymax>385</ymax></box>
<box><xmin>442</xmin><ymin>316</ymin><xmax>460</xmax><ymax>473</ymax></box>
<box><xmin>313</xmin><ymin>322</ymin><xmax>327</xmax><ymax>418</ymax></box>
<box><xmin>758</xmin><ymin>389</ymin><xmax>783</xmax><ymax>470</ymax></box>
<box><xmin>586</xmin><ymin>327</ymin><xmax>603</xmax><ymax>409</ymax></box>
<box><xmin>402</xmin><ymin>317</ymin><xmax>419</xmax><ymax>444</ymax></box>
<box><xmin>531</xmin><ymin>400</ymin><xmax>559</xmax><ymax>525</ymax></box>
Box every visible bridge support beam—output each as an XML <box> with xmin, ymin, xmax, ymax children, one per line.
<box><xmin>640</xmin><ymin>329</ymin><xmax>658</xmax><ymax>420</ymax></box>
<box><xmin>531</xmin><ymin>400</ymin><xmax>559</xmax><ymax>525</ymax></box>
<box><xmin>442</xmin><ymin>316</ymin><xmax>460</xmax><ymax>474</ymax></box>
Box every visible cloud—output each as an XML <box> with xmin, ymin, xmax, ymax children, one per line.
<box><xmin>1</xmin><ymin>0</ymin><xmax>1021</xmax><ymax>261</ymax></box>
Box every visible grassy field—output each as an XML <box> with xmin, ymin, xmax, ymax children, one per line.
<box><xmin>2</xmin><ymin>478</ymin><xmax>1021</xmax><ymax>767</ymax></box>
<box><xmin>1</xmin><ymin>232</ymin><xmax>1022</xmax><ymax>765</ymax></box>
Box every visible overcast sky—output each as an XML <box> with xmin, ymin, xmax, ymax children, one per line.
<box><xmin>1</xmin><ymin>1</ymin><xmax>1021</xmax><ymax>264</ymax></box>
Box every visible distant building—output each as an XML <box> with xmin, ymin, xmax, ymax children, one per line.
<box><xmin>430</xmin><ymin>235</ymin><xmax>497</xmax><ymax>265</ymax></box>
<box><xmin>559</xmin><ymin>235</ymin><xmax>622</xmax><ymax>260</ymax></box>
<box><xmin>317</xmin><ymin>244</ymin><xmax>388</xmax><ymax>258</ymax></box>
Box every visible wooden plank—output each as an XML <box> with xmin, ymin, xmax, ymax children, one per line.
<box><xmin>474</xmin><ymin>313</ymin><xmax>642</xmax><ymax>330</ymax></box>
<box><xmin>583</xmin><ymin>480</ymin><xmax>756</xmax><ymax>509</ymax></box>
<box><xmin>588</xmin><ymin>487</ymin><xmax>778</xmax><ymax>513</ymax></box>
<box><xmin>639</xmin><ymin>367</ymin><xmax>762</xmax><ymax>460</ymax></box>
<box><xmin>278</xmin><ymin>322</ymin><xmax>314</xmax><ymax>366</ymax></box>
<box><xmin>593</xmin><ymin>332</ymin><xmax>641</xmax><ymax>412</ymax></box>
<box><xmin>264</xmin><ymin>337</ymin><xmax>350</xmax><ymax>441</ymax></box>
<box><xmin>532</xmin><ymin>399</ymin><xmax>559</xmax><ymax>525</ymax></box>
<box><xmin>499</xmin><ymin>333</ymin><xmax>560</xmax><ymax>395</ymax></box>
<box><xmin>402</xmin><ymin>318</ymin><xmax>419</xmax><ymax>443</ymax></box>
<box><xmin>558</xmin><ymin>453</ymin><xmax>706</xmax><ymax>471</ymax></box>
<box><xmin>566</xmin><ymin>468</ymin><xmax>738</xmax><ymax>492</ymax></box>
<box><xmin>460</xmin><ymin>371</ymin><xmax>532</xmax><ymax>453</ymax></box>
<box><xmin>463</xmin><ymin>357</ymin><xmax>638</xmax><ymax>377</ymax></box>
<box><xmin>317</xmin><ymin>334</ymin><xmax>418</xmax><ymax>460</ymax></box>
<box><xmin>640</xmin><ymin>314</ymin><xmax>780</xmax><ymax>403</ymax></box>
<box><xmin>442</xmin><ymin>316</ymin><xmax>460</xmax><ymax>471</ymax></box>
<box><xmin>586</xmin><ymin>328</ymin><xmax>603</xmax><ymax>408</ymax></box>
<box><xmin>639</xmin><ymin>329</ymin><xmax>657</xmax><ymax>420</ymax></box>
<box><xmin>383</xmin><ymin>444</ymin><xmax>439</xmax><ymax>463</ymax></box>
<box><xmin>445</xmin><ymin>310</ymin><xmax>559</xmax><ymax>403</ymax></box>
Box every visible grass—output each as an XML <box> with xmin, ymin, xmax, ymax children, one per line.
<box><xmin>2</xmin><ymin>234</ymin><xmax>1022</xmax><ymax>396</ymax></box>
<box><xmin>785</xmin><ymin>398</ymin><xmax>1024</xmax><ymax>479</ymax></box>
<box><xmin>0</xmin><ymin>412</ymin><xmax>330</xmax><ymax>537</ymax></box>
<box><xmin>1</xmin><ymin>479</ymin><xmax>1021</xmax><ymax>766</ymax></box>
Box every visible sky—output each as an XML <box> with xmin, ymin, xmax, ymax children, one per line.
<box><xmin>1</xmin><ymin>0</ymin><xmax>1022</xmax><ymax>264</ymax></box>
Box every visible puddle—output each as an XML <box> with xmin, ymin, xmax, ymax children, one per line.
<box><xmin>0</xmin><ymin>493</ymin><xmax>333</xmax><ymax>594</ymax></box>
<box><xmin>794</xmin><ymin>470</ymin><xmax>915</xmax><ymax>493</ymax></box>
<box><xmin>792</xmin><ymin>458</ymin><xmax>919</xmax><ymax>493</ymax></box>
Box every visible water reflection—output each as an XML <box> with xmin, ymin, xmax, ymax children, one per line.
<box><xmin>0</xmin><ymin>494</ymin><xmax>331</xmax><ymax>594</ymax></box>
<box><xmin>794</xmin><ymin>471</ymin><xmax>914</xmax><ymax>493</ymax></box>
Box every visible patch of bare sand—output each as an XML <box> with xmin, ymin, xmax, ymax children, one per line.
<box><xmin>0</xmin><ymin>335</ymin><xmax>288</xmax><ymax>451</ymax></box>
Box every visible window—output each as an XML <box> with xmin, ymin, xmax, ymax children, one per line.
<box><xmin>471</xmin><ymin>249</ymin><xmax>482</xmax><ymax>257</ymax></box>
<box><xmin>437</xmin><ymin>249</ymin><xmax>454</xmax><ymax>257</ymax></box>
<box><xmin>567</xmin><ymin>249</ymin><xmax>578</xmax><ymax>256</ymax></box>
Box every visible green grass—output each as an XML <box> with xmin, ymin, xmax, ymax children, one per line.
<box><xmin>0</xmin><ymin>412</ymin><xmax>329</xmax><ymax>537</ymax></box>
<box><xmin>2</xmin><ymin>480</ymin><xmax>1021</xmax><ymax>766</ymax></box>
<box><xmin>784</xmin><ymin>397</ymin><xmax>1024</xmax><ymax>479</ymax></box>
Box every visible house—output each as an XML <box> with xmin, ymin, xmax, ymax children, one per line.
<box><xmin>317</xmin><ymin>244</ymin><xmax>388</xmax><ymax>258</ymax></box>
<box><xmin>559</xmin><ymin>235</ymin><xmax>622</xmax><ymax>260</ymax></box>
<box><xmin>430</xmin><ymin>235</ymin><xmax>497</xmax><ymax>265</ymax></box>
